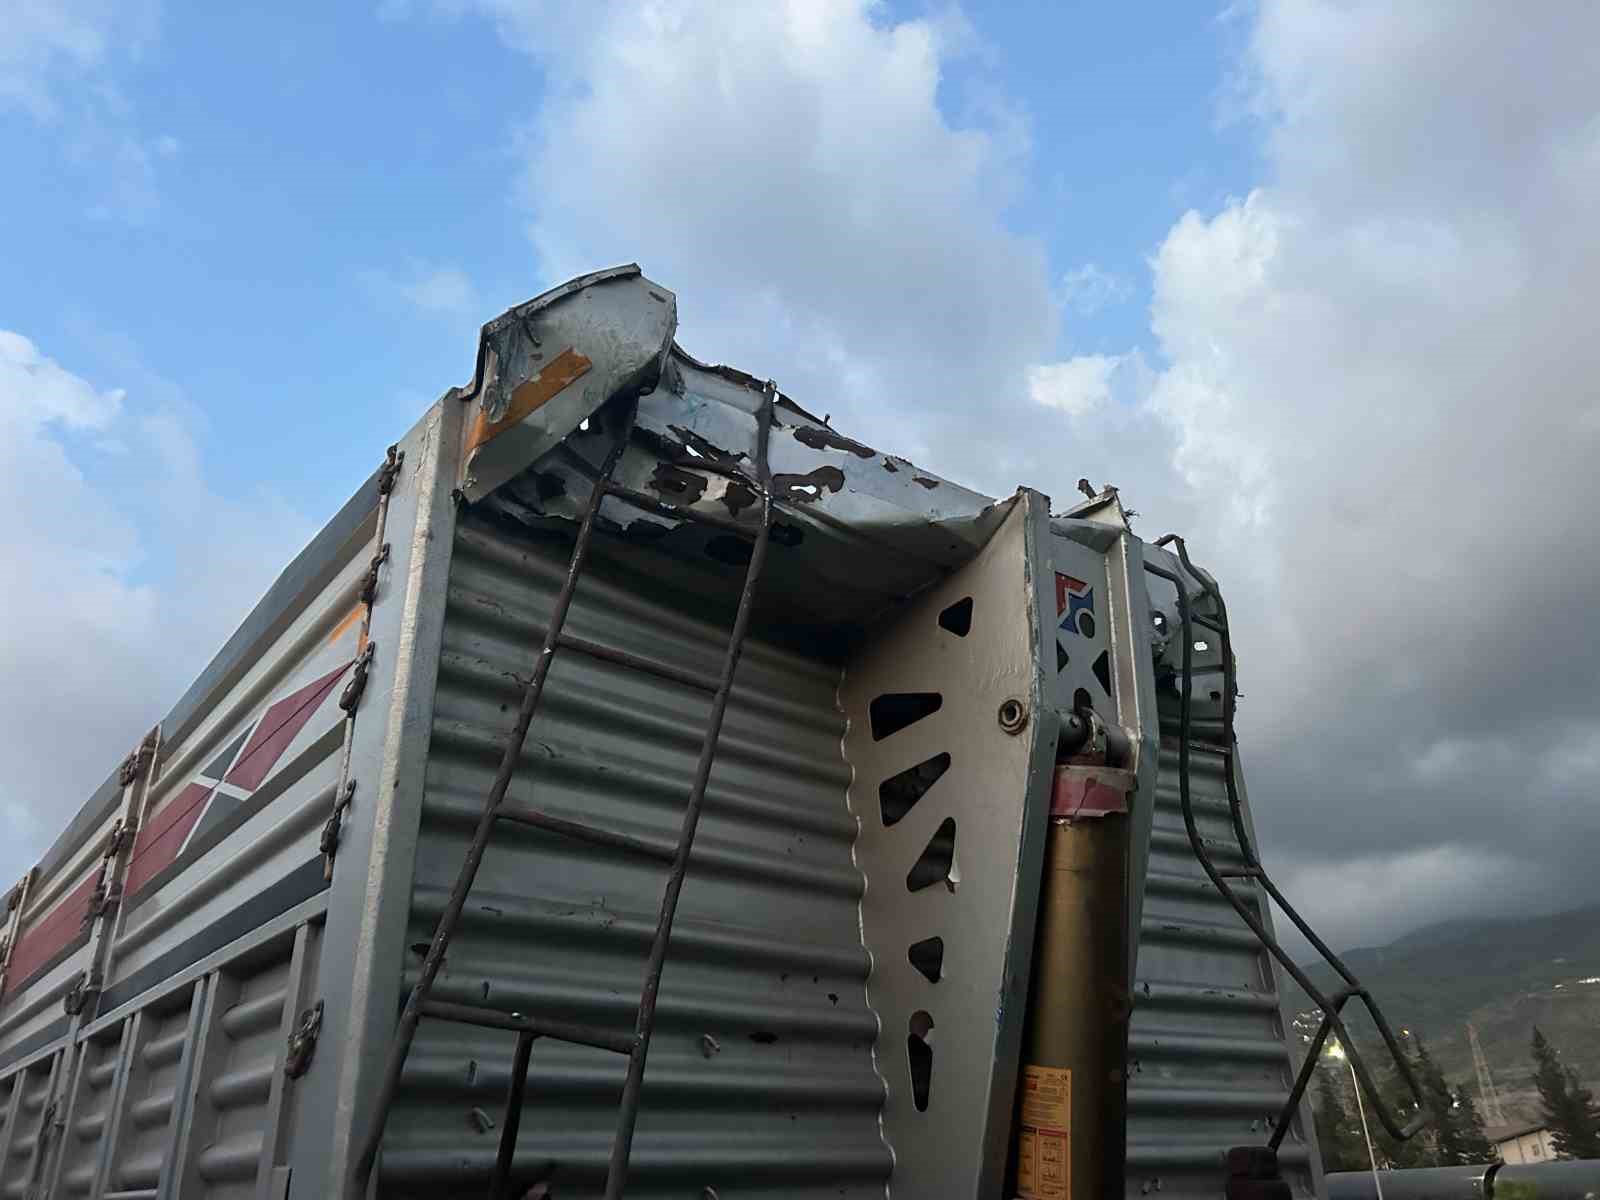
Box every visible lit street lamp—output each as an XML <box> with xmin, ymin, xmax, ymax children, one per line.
<box><xmin>1328</xmin><ymin>1039</ymin><xmax>1384</xmax><ymax>1200</ymax></box>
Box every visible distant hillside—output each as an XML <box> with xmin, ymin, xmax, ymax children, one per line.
<box><xmin>1287</xmin><ymin>905</ymin><xmax>1600</xmax><ymax>1125</ymax></box>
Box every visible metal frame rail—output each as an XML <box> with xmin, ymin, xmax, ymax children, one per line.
<box><xmin>1143</xmin><ymin>535</ymin><xmax>1429</xmax><ymax>1153</ymax></box>
<box><xmin>353</xmin><ymin>385</ymin><xmax>779</xmax><ymax>1199</ymax></box>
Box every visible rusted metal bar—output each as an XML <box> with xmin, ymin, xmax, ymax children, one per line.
<box><xmin>489</xmin><ymin>1031</ymin><xmax>537</xmax><ymax>1200</ymax></box>
<box><xmin>495</xmin><ymin>804</ymin><xmax>676</xmax><ymax>863</ymax></box>
<box><xmin>420</xmin><ymin>1001</ymin><xmax>634</xmax><ymax>1054</ymax></box>
<box><xmin>601</xmin><ymin>384</ymin><xmax>778</xmax><ymax>1200</ymax></box>
<box><xmin>1143</xmin><ymin>547</ymin><xmax>1428</xmax><ymax>1149</ymax></box>
<box><xmin>352</xmin><ymin>404</ymin><xmax>639</xmax><ymax>1189</ymax></box>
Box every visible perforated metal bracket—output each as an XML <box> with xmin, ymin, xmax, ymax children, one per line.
<box><xmin>839</xmin><ymin>493</ymin><xmax>1058</xmax><ymax>1198</ymax></box>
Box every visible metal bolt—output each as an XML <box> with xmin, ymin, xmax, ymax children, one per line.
<box><xmin>997</xmin><ymin>697</ymin><xmax>1029</xmax><ymax>734</ymax></box>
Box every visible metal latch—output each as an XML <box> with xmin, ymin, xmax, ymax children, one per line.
<box><xmin>118</xmin><ymin>729</ymin><xmax>159</xmax><ymax>786</ymax></box>
<box><xmin>339</xmin><ymin>643</ymin><xmax>377</xmax><ymax>715</ymax></box>
<box><xmin>358</xmin><ymin>544</ymin><xmax>391</xmax><ymax>606</ymax></box>
<box><xmin>62</xmin><ymin>970</ymin><xmax>99</xmax><ymax>1016</ymax></box>
<box><xmin>83</xmin><ymin>878</ymin><xmax>122</xmax><ymax>925</ymax></box>
<box><xmin>320</xmin><ymin>779</ymin><xmax>357</xmax><ymax>876</ymax></box>
<box><xmin>376</xmin><ymin>444</ymin><xmax>405</xmax><ymax>495</ymax></box>
<box><xmin>285</xmin><ymin>1000</ymin><xmax>324</xmax><ymax>1078</ymax></box>
<box><xmin>105</xmin><ymin>817</ymin><xmax>138</xmax><ymax>858</ymax></box>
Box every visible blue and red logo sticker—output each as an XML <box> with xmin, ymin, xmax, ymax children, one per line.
<box><xmin>1055</xmin><ymin>573</ymin><xmax>1095</xmax><ymax>640</ymax></box>
<box><xmin>1056</xmin><ymin>572</ymin><xmax>1113</xmax><ymax>696</ymax></box>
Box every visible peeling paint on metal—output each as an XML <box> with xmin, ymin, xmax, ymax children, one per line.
<box><xmin>328</xmin><ymin>602</ymin><xmax>365</xmax><ymax>647</ymax></box>
<box><xmin>666</xmin><ymin>425</ymin><xmax>748</xmax><ymax>469</ymax></box>
<box><xmin>793</xmin><ymin>426</ymin><xmax>876</xmax><ymax>459</ymax></box>
<box><xmin>772</xmin><ymin>466</ymin><xmax>846</xmax><ymax>502</ymax></box>
<box><xmin>464</xmin><ymin>348</ymin><xmax>592</xmax><ymax>454</ymax></box>
<box><xmin>645</xmin><ymin>462</ymin><xmax>710</xmax><ymax>507</ymax></box>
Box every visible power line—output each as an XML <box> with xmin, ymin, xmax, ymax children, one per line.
<box><xmin>1469</xmin><ymin>1021</ymin><xmax>1508</xmax><ymax>1126</ymax></box>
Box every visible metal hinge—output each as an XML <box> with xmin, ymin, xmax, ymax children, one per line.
<box><xmin>339</xmin><ymin>643</ymin><xmax>377</xmax><ymax>716</ymax></box>
<box><xmin>376</xmin><ymin>444</ymin><xmax>405</xmax><ymax>495</ymax></box>
<box><xmin>62</xmin><ymin>970</ymin><xmax>99</xmax><ymax>1016</ymax></box>
<box><xmin>320</xmin><ymin>780</ymin><xmax>356</xmax><ymax>858</ymax></box>
<box><xmin>83</xmin><ymin>878</ymin><xmax>121</xmax><ymax>925</ymax></box>
<box><xmin>104</xmin><ymin>817</ymin><xmax>138</xmax><ymax>859</ymax></box>
<box><xmin>284</xmin><ymin>1000</ymin><xmax>324</xmax><ymax>1078</ymax></box>
<box><xmin>118</xmin><ymin>729</ymin><xmax>159</xmax><ymax>786</ymax></box>
<box><xmin>358</xmin><ymin>544</ymin><xmax>391</xmax><ymax>606</ymax></box>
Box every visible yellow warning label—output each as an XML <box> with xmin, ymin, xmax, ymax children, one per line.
<box><xmin>1016</xmin><ymin>1065</ymin><xmax>1071</xmax><ymax>1200</ymax></box>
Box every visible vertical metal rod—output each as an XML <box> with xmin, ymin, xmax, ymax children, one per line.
<box><xmin>602</xmin><ymin>386</ymin><xmax>776</xmax><ymax>1200</ymax></box>
<box><xmin>353</xmin><ymin>406</ymin><xmax>637</xmax><ymax>1188</ymax></box>
<box><xmin>489</xmin><ymin>1032</ymin><xmax>536</xmax><ymax>1200</ymax></box>
<box><xmin>1349</xmin><ymin>1053</ymin><xmax>1385</xmax><ymax>1200</ymax></box>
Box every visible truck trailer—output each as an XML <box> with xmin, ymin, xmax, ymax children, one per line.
<box><xmin>0</xmin><ymin>266</ymin><xmax>1418</xmax><ymax>1199</ymax></box>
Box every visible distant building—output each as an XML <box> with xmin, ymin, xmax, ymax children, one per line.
<box><xmin>1489</xmin><ymin>1122</ymin><xmax>1557</xmax><ymax>1164</ymax></box>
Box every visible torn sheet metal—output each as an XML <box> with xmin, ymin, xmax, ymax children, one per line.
<box><xmin>456</xmin><ymin>267</ymin><xmax>1008</xmax><ymax>629</ymax></box>
<box><xmin>457</xmin><ymin>265</ymin><xmax>677</xmax><ymax>503</ymax></box>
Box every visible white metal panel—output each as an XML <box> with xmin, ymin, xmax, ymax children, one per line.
<box><xmin>839</xmin><ymin>496</ymin><xmax>1055</xmax><ymax>1199</ymax></box>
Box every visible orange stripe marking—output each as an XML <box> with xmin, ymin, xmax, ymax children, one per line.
<box><xmin>466</xmin><ymin>348</ymin><xmax>592</xmax><ymax>454</ymax></box>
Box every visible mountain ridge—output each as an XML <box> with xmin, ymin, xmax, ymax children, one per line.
<box><xmin>1288</xmin><ymin>903</ymin><xmax>1600</xmax><ymax>1125</ymax></box>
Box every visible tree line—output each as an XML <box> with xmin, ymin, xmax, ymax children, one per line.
<box><xmin>1313</xmin><ymin>1027</ymin><xmax>1600</xmax><ymax>1172</ymax></box>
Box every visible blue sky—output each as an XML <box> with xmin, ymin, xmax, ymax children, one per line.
<box><xmin>7</xmin><ymin>2</ymin><xmax>1600</xmax><ymax>954</ymax></box>
<box><xmin>1</xmin><ymin>2</ymin><xmax>1254</xmax><ymax>524</ymax></box>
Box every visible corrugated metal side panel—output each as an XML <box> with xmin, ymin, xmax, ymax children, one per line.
<box><xmin>186</xmin><ymin>948</ymin><xmax>296</xmax><ymax>1198</ymax></box>
<box><xmin>0</xmin><ymin>1056</ymin><xmax>56</xmax><ymax>1196</ymax></box>
<box><xmin>108</xmin><ymin>991</ymin><xmax>198</xmax><ymax>1196</ymax></box>
<box><xmin>53</xmin><ymin>1026</ymin><xmax>123</xmax><ymax>1195</ymax></box>
<box><xmin>383</xmin><ymin>513</ymin><xmax>890</xmax><ymax>1198</ymax></box>
<box><xmin>1127</xmin><ymin>736</ymin><xmax>1318</xmax><ymax>1199</ymax></box>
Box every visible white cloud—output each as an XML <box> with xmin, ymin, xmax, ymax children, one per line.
<box><xmin>0</xmin><ymin>333</ymin><xmax>311</xmax><ymax>887</ymax></box>
<box><xmin>398</xmin><ymin>265</ymin><xmax>476</xmax><ymax>315</ymax></box>
<box><xmin>1027</xmin><ymin>354</ymin><xmax>1122</xmax><ymax>415</ymax></box>
<box><xmin>1125</xmin><ymin>1</ymin><xmax>1600</xmax><ymax>944</ymax></box>
<box><xmin>1</xmin><ymin>0</ymin><xmax>166</xmax><ymax>221</ymax></box>
<box><xmin>447</xmin><ymin>0</ymin><xmax>1061</xmax><ymax>494</ymax></box>
<box><xmin>1059</xmin><ymin>263</ymin><xmax>1131</xmax><ymax>315</ymax></box>
<box><xmin>362</xmin><ymin>262</ymin><xmax>478</xmax><ymax>318</ymax></box>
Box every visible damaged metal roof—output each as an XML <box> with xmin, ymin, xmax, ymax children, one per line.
<box><xmin>452</xmin><ymin>264</ymin><xmax>1012</xmax><ymax>633</ymax></box>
